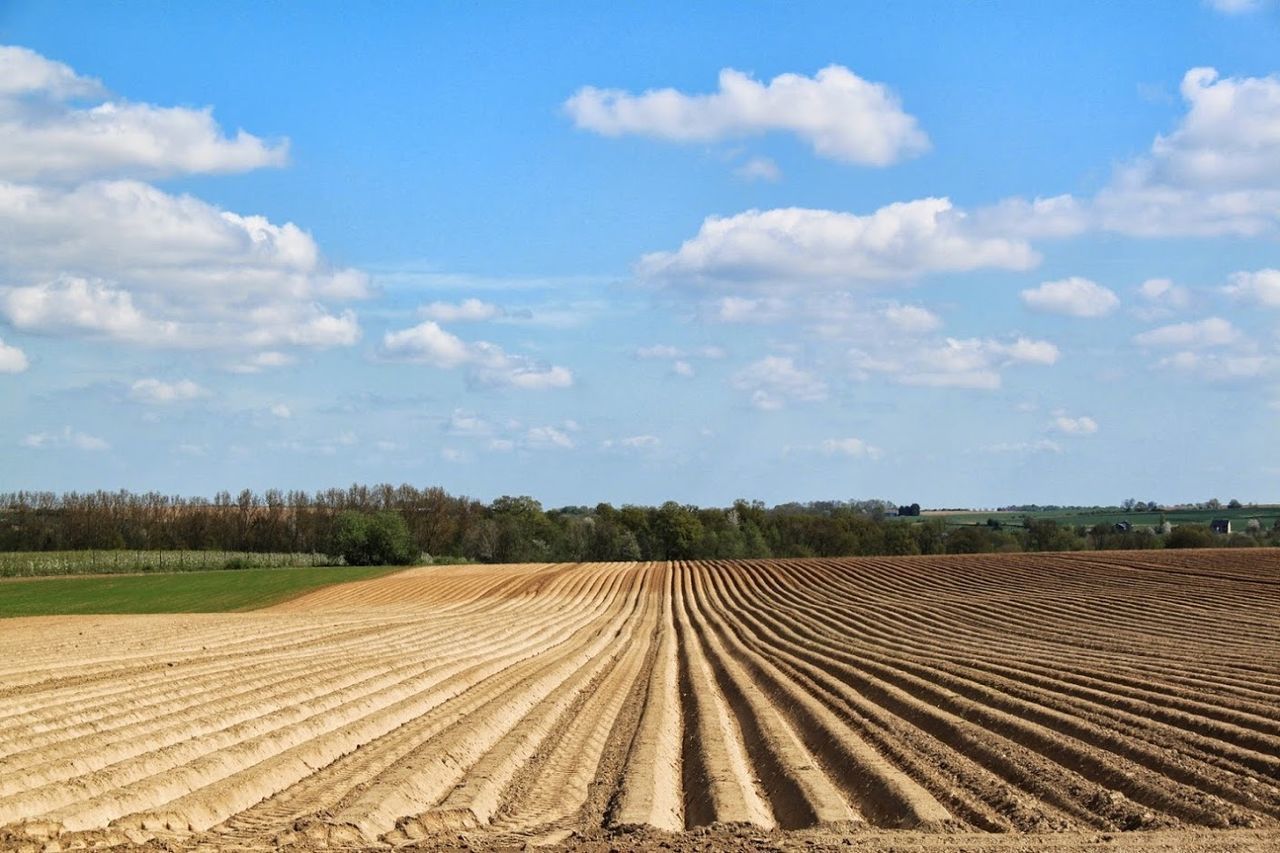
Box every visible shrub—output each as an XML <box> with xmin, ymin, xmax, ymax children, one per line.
<box><xmin>1165</xmin><ymin>525</ymin><xmax>1215</xmax><ymax>549</ymax></box>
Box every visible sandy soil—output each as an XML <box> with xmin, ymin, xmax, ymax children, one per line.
<box><xmin>0</xmin><ymin>550</ymin><xmax>1277</xmax><ymax>852</ymax></box>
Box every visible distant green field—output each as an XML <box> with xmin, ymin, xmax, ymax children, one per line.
<box><xmin>0</xmin><ymin>565</ymin><xmax>401</xmax><ymax>618</ymax></box>
<box><xmin>0</xmin><ymin>550</ymin><xmax>335</xmax><ymax>578</ymax></box>
<box><xmin>916</xmin><ymin>506</ymin><xmax>1280</xmax><ymax>530</ymax></box>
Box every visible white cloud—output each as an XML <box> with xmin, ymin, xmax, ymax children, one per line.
<box><xmin>129</xmin><ymin>377</ymin><xmax>205</xmax><ymax>404</ymax></box>
<box><xmin>731</xmin><ymin>356</ymin><xmax>828</xmax><ymax>410</ymax></box>
<box><xmin>710</xmin><ymin>295</ymin><xmax>790</xmax><ymax>323</ymax></box>
<box><xmin>0</xmin><ymin>337</ymin><xmax>28</xmax><ymax>373</ymax></box>
<box><xmin>1156</xmin><ymin>350</ymin><xmax>1270</xmax><ymax>378</ymax></box>
<box><xmin>639</xmin><ymin>199</ymin><xmax>1037</xmax><ymax>290</ymax></box>
<box><xmin>382</xmin><ymin>320</ymin><xmax>573</xmax><ymax>390</ymax></box>
<box><xmin>525</xmin><ymin>426</ymin><xmax>574</xmax><ymax>450</ymax></box>
<box><xmin>487</xmin><ymin>438</ymin><xmax>515</xmax><ymax>452</ymax></box>
<box><xmin>447</xmin><ymin>409</ymin><xmax>492</xmax><ymax>436</ymax></box>
<box><xmin>1135</xmin><ymin>278</ymin><xmax>1192</xmax><ymax>317</ymax></box>
<box><xmin>851</xmin><ymin>336</ymin><xmax>1059</xmax><ymax>390</ymax></box>
<box><xmin>820</xmin><ymin>437</ymin><xmax>882</xmax><ymax>459</ymax></box>
<box><xmin>735</xmin><ymin>156</ymin><xmax>781</xmax><ymax>182</ymax></box>
<box><xmin>1051</xmin><ymin>413</ymin><xmax>1099</xmax><ymax>435</ymax></box>
<box><xmin>0</xmin><ymin>48</ymin><xmax>363</xmax><ymax>353</ymax></box>
<box><xmin>883</xmin><ymin>303</ymin><xmax>943</xmax><ymax>333</ymax></box>
<box><xmin>1224</xmin><ymin>268</ymin><xmax>1280</xmax><ymax>307</ymax></box>
<box><xmin>440</xmin><ymin>448</ymin><xmax>467</xmax><ymax>463</ymax></box>
<box><xmin>1021</xmin><ymin>277</ymin><xmax>1119</xmax><ymax>318</ymax></box>
<box><xmin>0</xmin><ymin>46</ymin><xmax>287</xmax><ymax>182</ymax></box>
<box><xmin>270</xmin><ymin>403</ymin><xmax>292</xmax><ymax>419</ymax></box>
<box><xmin>418</xmin><ymin>298</ymin><xmax>503</xmax><ymax>322</ymax></box>
<box><xmin>21</xmin><ymin>425</ymin><xmax>109</xmax><ymax>451</ymax></box>
<box><xmin>565</xmin><ymin>65</ymin><xmax>929</xmax><ymax>166</ymax></box>
<box><xmin>603</xmin><ymin>434</ymin><xmax>661</xmax><ymax>450</ymax></box>
<box><xmin>1134</xmin><ymin>317</ymin><xmax>1240</xmax><ymax>348</ymax></box>
<box><xmin>672</xmin><ymin>360</ymin><xmax>695</xmax><ymax>377</ymax></box>
<box><xmin>228</xmin><ymin>351</ymin><xmax>296</xmax><ymax>374</ymax></box>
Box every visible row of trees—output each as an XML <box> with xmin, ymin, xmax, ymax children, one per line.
<box><xmin>2</xmin><ymin>487</ymin><xmax>1277</xmax><ymax>564</ymax></box>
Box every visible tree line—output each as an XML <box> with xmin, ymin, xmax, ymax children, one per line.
<box><xmin>1</xmin><ymin>487</ymin><xmax>1276</xmax><ymax>564</ymax></box>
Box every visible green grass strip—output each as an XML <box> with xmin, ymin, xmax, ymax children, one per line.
<box><xmin>0</xmin><ymin>566</ymin><xmax>403</xmax><ymax>618</ymax></box>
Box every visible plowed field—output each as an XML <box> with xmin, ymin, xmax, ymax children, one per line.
<box><xmin>1</xmin><ymin>551</ymin><xmax>1278</xmax><ymax>852</ymax></box>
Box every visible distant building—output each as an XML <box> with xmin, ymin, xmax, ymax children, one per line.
<box><xmin>1210</xmin><ymin>519</ymin><xmax>1232</xmax><ymax>534</ymax></box>
<box><xmin>1113</xmin><ymin>521</ymin><xmax>1132</xmax><ymax>533</ymax></box>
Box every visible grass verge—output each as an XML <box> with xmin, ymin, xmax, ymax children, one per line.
<box><xmin>0</xmin><ymin>565</ymin><xmax>402</xmax><ymax>617</ymax></box>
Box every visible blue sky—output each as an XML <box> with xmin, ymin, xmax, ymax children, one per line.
<box><xmin>1</xmin><ymin>0</ymin><xmax>1279</xmax><ymax>508</ymax></box>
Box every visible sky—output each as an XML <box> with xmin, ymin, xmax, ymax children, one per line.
<box><xmin>1</xmin><ymin>0</ymin><xmax>1279</xmax><ymax>509</ymax></box>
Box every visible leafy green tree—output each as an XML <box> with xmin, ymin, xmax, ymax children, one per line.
<box><xmin>331</xmin><ymin>510</ymin><xmax>415</xmax><ymax>565</ymax></box>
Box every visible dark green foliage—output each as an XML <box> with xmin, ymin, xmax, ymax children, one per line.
<box><xmin>331</xmin><ymin>511</ymin><xmax>416</xmax><ymax>566</ymax></box>
<box><xmin>3</xmin><ymin>486</ymin><xmax>1275</xmax><ymax>564</ymax></box>
<box><xmin>1166</xmin><ymin>524</ymin><xmax>1216</xmax><ymax>549</ymax></box>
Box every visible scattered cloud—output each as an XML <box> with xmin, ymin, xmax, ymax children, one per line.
<box><xmin>21</xmin><ymin>425</ymin><xmax>109</xmax><ymax>451</ymax></box>
<box><xmin>1156</xmin><ymin>350</ymin><xmax>1270</xmax><ymax>378</ymax></box>
<box><xmin>820</xmin><ymin>437</ymin><xmax>882</xmax><ymax>459</ymax></box>
<box><xmin>128</xmin><ymin>377</ymin><xmax>206</xmax><ymax>404</ymax></box>
<box><xmin>0</xmin><ymin>337</ymin><xmax>28</xmax><ymax>373</ymax></box>
<box><xmin>418</xmin><ymin>298</ymin><xmax>504</xmax><ymax>322</ymax></box>
<box><xmin>0</xmin><ymin>46</ymin><xmax>288</xmax><ymax>182</ymax></box>
<box><xmin>1133</xmin><ymin>317</ymin><xmax>1240</xmax><ymax>349</ymax></box>
<box><xmin>602</xmin><ymin>434</ymin><xmax>661</xmax><ymax>450</ymax></box>
<box><xmin>446</xmin><ymin>409</ymin><xmax>492</xmax><ymax>436</ymax></box>
<box><xmin>565</xmin><ymin>65</ymin><xmax>929</xmax><ymax>166</ymax></box>
<box><xmin>734</xmin><ymin>156</ymin><xmax>781</xmax><ymax>182</ymax></box>
<box><xmin>672</xmin><ymin>360</ymin><xmax>695</xmax><ymax>378</ymax></box>
<box><xmin>1223</xmin><ymin>268</ymin><xmax>1280</xmax><ymax>308</ymax></box>
<box><xmin>524</xmin><ymin>425</ymin><xmax>574</xmax><ymax>450</ymax></box>
<box><xmin>1051</xmin><ymin>412</ymin><xmax>1099</xmax><ymax>435</ymax></box>
<box><xmin>851</xmin><ymin>336</ymin><xmax>1059</xmax><ymax>390</ymax></box>
<box><xmin>382</xmin><ymin>320</ymin><xmax>573</xmax><ymax>390</ymax></box>
<box><xmin>270</xmin><ymin>403</ymin><xmax>292</xmax><ymax>419</ymax></box>
<box><xmin>883</xmin><ymin>304</ymin><xmax>943</xmax><ymax>334</ymax></box>
<box><xmin>228</xmin><ymin>351</ymin><xmax>296</xmax><ymax>374</ymax></box>
<box><xmin>639</xmin><ymin>199</ymin><xmax>1037</xmax><ymax>290</ymax></box>
<box><xmin>731</xmin><ymin>356</ymin><xmax>828</xmax><ymax>410</ymax></box>
<box><xmin>1134</xmin><ymin>278</ymin><xmax>1192</xmax><ymax>320</ymax></box>
<box><xmin>0</xmin><ymin>47</ymin><xmax>364</xmax><ymax>352</ymax></box>
<box><xmin>1021</xmin><ymin>277</ymin><xmax>1119</xmax><ymax>318</ymax></box>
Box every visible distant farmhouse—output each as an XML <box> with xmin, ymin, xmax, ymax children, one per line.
<box><xmin>1210</xmin><ymin>519</ymin><xmax>1232</xmax><ymax>534</ymax></box>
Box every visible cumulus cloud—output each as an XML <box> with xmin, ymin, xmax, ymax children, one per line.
<box><xmin>565</xmin><ymin>65</ymin><xmax>929</xmax><ymax>166</ymax></box>
<box><xmin>974</xmin><ymin>68</ymin><xmax>1280</xmax><ymax>239</ymax></box>
<box><xmin>0</xmin><ymin>48</ymin><xmax>364</xmax><ymax>353</ymax></box>
<box><xmin>1051</xmin><ymin>413</ymin><xmax>1098</xmax><ymax>435</ymax></box>
<box><xmin>0</xmin><ymin>46</ymin><xmax>287</xmax><ymax>182</ymax></box>
<box><xmin>883</xmin><ymin>303</ymin><xmax>943</xmax><ymax>333</ymax></box>
<box><xmin>1224</xmin><ymin>268</ymin><xmax>1280</xmax><ymax>307</ymax></box>
<box><xmin>418</xmin><ymin>298</ymin><xmax>503</xmax><ymax>322</ymax></box>
<box><xmin>672</xmin><ymin>360</ymin><xmax>695</xmax><ymax>378</ymax></box>
<box><xmin>446</xmin><ymin>409</ymin><xmax>492</xmax><ymax>436</ymax></box>
<box><xmin>128</xmin><ymin>378</ymin><xmax>206</xmax><ymax>404</ymax></box>
<box><xmin>1021</xmin><ymin>277</ymin><xmax>1120</xmax><ymax>318</ymax></box>
<box><xmin>0</xmin><ymin>337</ymin><xmax>28</xmax><ymax>373</ymax></box>
<box><xmin>731</xmin><ymin>356</ymin><xmax>828</xmax><ymax>410</ymax></box>
<box><xmin>382</xmin><ymin>320</ymin><xmax>573</xmax><ymax>390</ymax></box>
<box><xmin>640</xmin><ymin>199</ymin><xmax>1037</xmax><ymax>290</ymax></box>
<box><xmin>851</xmin><ymin>336</ymin><xmax>1059</xmax><ymax>390</ymax></box>
<box><xmin>1133</xmin><ymin>317</ymin><xmax>1240</xmax><ymax>348</ymax></box>
<box><xmin>270</xmin><ymin>403</ymin><xmax>292</xmax><ymax>419</ymax></box>
<box><xmin>21</xmin><ymin>425</ymin><xmax>109</xmax><ymax>451</ymax></box>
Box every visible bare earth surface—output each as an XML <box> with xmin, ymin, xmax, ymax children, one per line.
<box><xmin>1</xmin><ymin>551</ymin><xmax>1278</xmax><ymax>852</ymax></box>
